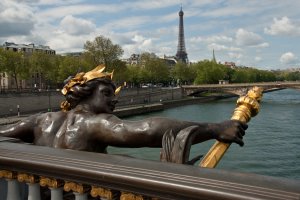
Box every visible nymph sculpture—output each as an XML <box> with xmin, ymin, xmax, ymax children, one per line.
<box><xmin>0</xmin><ymin>65</ymin><xmax>247</xmax><ymax>157</ymax></box>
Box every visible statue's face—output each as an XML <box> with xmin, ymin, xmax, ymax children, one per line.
<box><xmin>90</xmin><ymin>82</ymin><xmax>118</xmax><ymax>114</ymax></box>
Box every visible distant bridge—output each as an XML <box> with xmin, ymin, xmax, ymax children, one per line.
<box><xmin>182</xmin><ymin>81</ymin><xmax>300</xmax><ymax>96</ymax></box>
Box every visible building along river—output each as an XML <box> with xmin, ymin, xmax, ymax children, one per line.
<box><xmin>108</xmin><ymin>89</ymin><xmax>300</xmax><ymax>180</ymax></box>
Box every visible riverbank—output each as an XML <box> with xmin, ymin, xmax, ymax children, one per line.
<box><xmin>0</xmin><ymin>95</ymin><xmax>227</xmax><ymax>125</ymax></box>
<box><xmin>0</xmin><ymin>87</ymin><xmax>183</xmax><ymax>117</ymax></box>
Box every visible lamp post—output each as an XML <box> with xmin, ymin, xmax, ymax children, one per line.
<box><xmin>47</xmin><ymin>85</ymin><xmax>51</xmax><ymax>112</ymax></box>
<box><xmin>171</xmin><ymin>79</ymin><xmax>174</xmax><ymax>100</ymax></box>
<box><xmin>0</xmin><ymin>73</ymin><xmax>2</xmax><ymax>93</ymax></box>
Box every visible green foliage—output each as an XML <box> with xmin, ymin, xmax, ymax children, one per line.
<box><xmin>171</xmin><ymin>62</ymin><xmax>195</xmax><ymax>85</ymax></box>
<box><xmin>83</xmin><ymin>35</ymin><xmax>124</xmax><ymax>71</ymax></box>
<box><xmin>143</xmin><ymin>56</ymin><xmax>170</xmax><ymax>84</ymax></box>
<box><xmin>126</xmin><ymin>65</ymin><xmax>142</xmax><ymax>86</ymax></box>
<box><xmin>29</xmin><ymin>51</ymin><xmax>53</xmax><ymax>78</ymax></box>
<box><xmin>0</xmin><ymin>49</ymin><xmax>30</xmax><ymax>89</ymax></box>
<box><xmin>57</xmin><ymin>55</ymin><xmax>82</xmax><ymax>82</ymax></box>
<box><xmin>231</xmin><ymin>68</ymin><xmax>277</xmax><ymax>83</ymax></box>
<box><xmin>192</xmin><ymin>60</ymin><xmax>227</xmax><ymax>84</ymax></box>
<box><xmin>111</xmin><ymin>59</ymin><xmax>128</xmax><ymax>85</ymax></box>
<box><xmin>285</xmin><ymin>71</ymin><xmax>300</xmax><ymax>81</ymax></box>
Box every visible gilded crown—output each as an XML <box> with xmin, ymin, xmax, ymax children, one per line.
<box><xmin>60</xmin><ymin>65</ymin><xmax>122</xmax><ymax>112</ymax></box>
<box><xmin>61</xmin><ymin>64</ymin><xmax>114</xmax><ymax>96</ymax></box>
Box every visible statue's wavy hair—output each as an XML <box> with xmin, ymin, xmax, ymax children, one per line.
<box><xmin>61</xmin><ymin>77</ymin><xmax>116</xmax><ymax>111</ymax></box>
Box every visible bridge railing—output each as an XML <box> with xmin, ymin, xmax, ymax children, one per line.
<box><xmin>0</xmin><ymin>137</ymin><xmax>300</xmax><ymax>200</ymax></box>
<box><xmin>182</xmin><ymin>81</ymin><xmax>300</xmax><ymax>96</ymax></box>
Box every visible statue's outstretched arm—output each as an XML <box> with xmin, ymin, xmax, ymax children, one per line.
<box><xmin>0</xmin><ymin>114</ymin><xmax>36</xmax><ymax>142</ymax></box>
<box><xmin>89</xmin><ymin>114</ymin><xmax>244</xmax><ymax>148</ymax></box>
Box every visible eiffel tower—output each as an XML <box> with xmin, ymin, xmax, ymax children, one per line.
<box><xmin>176</xmin><ymin>6</ymin><xmax>188</xmax><ymax>64</ymax></box>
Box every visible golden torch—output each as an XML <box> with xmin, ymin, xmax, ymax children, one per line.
<box><xmin>199</xmin><ymin>86</ymin><xmax>263</xmax><ymax>168</ymax></box>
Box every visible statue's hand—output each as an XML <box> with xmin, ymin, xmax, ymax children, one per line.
<box><xmin>213</xmin><ymin>120</ymin><xmax>248</xmax><ymax>146</ymax></box>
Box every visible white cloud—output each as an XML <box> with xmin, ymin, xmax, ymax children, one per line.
<box><xmin>122</xmin><ymin>33</ymin><xmax>157</xmax><ymax>57</ymax></box>
<box><xmin>264</xmin><ymin>16</ymin><xmax>300</xmax><ymax>36</ymax></box>
<box><xmin>205</xmin><ymin>35</ymin><xmax>233</xmax><ymax>43</ymax></box>
<box><xmin>59</xmin><ymin>15</ymin><xmax>96</xmax><ymax>35</ymax></box>
<box><xmin>128</xmin><ymin>0</ymin><xmax>175</xmax><ymax>11</ymax></box>
<box><xmin>36</xmin><ymin>0</ymin><xmax>83</xmax><ymax>5</ymax></box>
<box><xmin>200</xmin><ymin>3</ymin><xmax>258</xmax><ymax>18</ymax></box>
<box><xmin>190</xmin><ymin>35</ymin><xmax>233</xmax><ymax>44</ymax></box>
<box><xmin>0</xmin><ymin>0</ymin><xmax>35</xmax><ymax>37</ymax></box>
<box><xmin>255</xmin><ymin>56</ymin><xmax>262</xmax><ymax>62</ymax></box>
<box><xmin>235</xmin><ymin>29</ymin><xmax>265</xmax><ymax>47</ymax></box>
<box><xmin>47</xmin><ymin>34</ymin><xmax>88</xmax><ymax>53</ymax></box>
<box><xmin>102</xmin><ymin>16</ymin><xmax>151</xmax><ymax>30</ymax></box>
<box><xmin>255</xmin><ymin>42</ymin><xmax>269</xmax><ymax>48</ymax></box>
<box><xmin>207</xmin><ymin>43</ymin><xmax>227</xmax><ymax>51</ymax></box>
<box><xmin>228</xmin><ymin>52</ymin><xmax>243</xmax><ymax>59</ymax></box>
<box><xmin>279</xmin><ymin>52</ymin><xmax>298</xmax><ymax>64</ymax></box>
<box><xmin>207</xmin><ymin>43</ymin><xmax>241</xmax><ymax>52</ymax></box>
<box><xmin>109</xmin><ymin>32</ymin><xmax>137</xmax><ymax>45</ymax></box>
<box><xmin>37</xmin><ymin>4</ymin><xmax>123</xmax><ymax>21</ymax></box>
<box><xmin>190</xmin><ymin>36</ymin><xmax>203</xmax><ymax>43</ymax></box>
<box><xmin>132</xmin><ymin>35</ymin><xmax>145</xmax><ymax>43</ymax></box>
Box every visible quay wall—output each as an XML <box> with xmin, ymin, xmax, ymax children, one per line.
<box><xmin>0</xmin><ymin>95</ymin><xmax>226</xmax><ymax>125</ymax></box>
<box><xmin>0</xmin><ymin>87</ymin><xmax>183</xmax><ymax>117</ymax></box>
<box><xmin>0</xmin><ymin>91</ymin><xmax>64</xmax><ymax>117</ymax></box>
<box><xmin>115</xmin><ymin>96</ymin><xmax>224</xmax><ymax>118</ymax></box>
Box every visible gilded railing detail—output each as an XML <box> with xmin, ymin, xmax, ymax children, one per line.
<box><xmin>0</xmin><ymin>170</ymin><xmax>17</xmax><ymax>179</ymax></box>
<box><xmin>40</xmin><ymin>176</ymin><xmax>64</xmax><ymax>188</ymax></box>
<box><xmin>17</xmin><ymin>172</ymin><xmax>39</xmax><ymax>184</ymax></box>
<box><xmin>90</xmin><ymin>186</ymin><xmax>114</xmax><ymax>199</ymax></box>
<box><xmin>120</xmin><ymin>192</ymin><xmax>144</xmax><ymax>200</ymax></box>
<box><xmin>64</xmin><ymin>181</ymin><xmax>90</xmax><ymax>194</ymax></box>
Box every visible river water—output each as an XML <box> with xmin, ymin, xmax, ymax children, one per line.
<box><xmin>108</xmin><ymin>89</ymin><xmax>300</xmax><ymax>180</ymax></box>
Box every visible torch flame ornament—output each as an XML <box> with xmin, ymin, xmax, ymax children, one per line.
<box><xmin>200</xmin><ymin>86</ymin><xmax>263</xmax><ymax>168</ymax></box>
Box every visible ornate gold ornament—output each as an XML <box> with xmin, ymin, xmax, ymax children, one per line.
<box><xmin>64</xmin><ymin>181</ymin><xmax>90</xmax><ymax>194</ymax></box>
<box><xmin>60</xmin><ymin>64</ymin><xmax>122</xmax><ymax>111</ymax></box>
<box><xmin>40</xmin><ymin>176</ymin><xmax>64</xmax><ymax>188</ymax></box>
<box><xmin>17</xmin><ymin>173</ymin><xmax>39</xmax><ymax>184</ymax></box>
<box><xmin>90</xmin><ymin>186</ymin><xmax>113</xmax><ymax>199</ymax></box>
<box><xmin>0</xmin><ymin>170</ymin><xmax>17</xmax><ymax>179</ymax></box>
<box><xmin>61</xmin><ymin>65</ymin><xmax>113</xmax><ymax>96</ymax></box>
<box><xmin>120</xmin><ymin>192</ymin><xmax>144</xmax><ymax>200</ymax></box>
<box><xmin>200</xmin><ymin>86</ymin><xmax>263</xmax><ymax>168</ymax></box>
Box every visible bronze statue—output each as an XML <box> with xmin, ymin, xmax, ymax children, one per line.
<box><xmin>0</xmin><ymin>65</ymin><xmax>247</xmax><ymax>156</ymax></box>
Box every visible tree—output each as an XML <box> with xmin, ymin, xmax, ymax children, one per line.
<box><xmin>139</xmin><ymin>53</ymin><xmax>170</xmax><ymax>84</ymax></box>
<box><xmin>55</xmin><ymin>55</ymin><xmax>89</xmax><ymax>83</ymax></box>
<box><xmin>110</xmin><ymin>59</ymin><xmax>128</xmax><ymax>85</ymax></box>
<box><xmin>83</xmin><ymin>36</ymin><xmax>124</xmax><ymax>71</ymax></box>
<box><xmin>140</xmin><ymin>52</ymin><xmax>157</xmax><ymax>63</ymax></box>
<box><xmin>172</xmin><ymin>62</ymin><xmax>196</xmax><ymax>85</ymax></box>
<box><xmin>126</xmin><ymin>65</ymin><xmax>142</xmax><ymax>87</ymax></box>
<box><xmin>285</xmin><ymin>71</ymin><xmax>300</xmax><ymax>81</ymax></box>
<box><xmin>0</xmin><ymin>49</ymin><xmax>30</xmax><ymax>90</ymax></box>
<box><xmin>231</xmin><ymin>69</ymin><xmax>250</xmax><ymax>83</ymax></box>
<box><xmin>193</xmin><ymin>60</ymin><xmax>226</xmax><ymax>84</ymax></box>
<box><xmin>29</xmin><ymin>51</ymin><xmax>55</xmax><ymax>89</ymax></box>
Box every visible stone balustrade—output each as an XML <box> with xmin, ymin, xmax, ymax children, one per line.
<box><xmin>0</xmin><ymin>137</ymin><xmax>300</xmax><ymax>200</ymax></box>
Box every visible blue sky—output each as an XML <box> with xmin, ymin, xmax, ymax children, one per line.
<box><xmin>1</xmin><ymin>0</ymin><xmax>300</xmax><ymax>70</ymax></box>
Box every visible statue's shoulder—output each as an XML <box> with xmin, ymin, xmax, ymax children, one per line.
<box><xmin>83</xmin><ymin>113</ymin><xmax>120</xmax><ymax>124</ymax></box>
<box><xmin>32</xmin><ymin>111</ymin><xmax>66</xmax><ymax>124</ymax></box>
